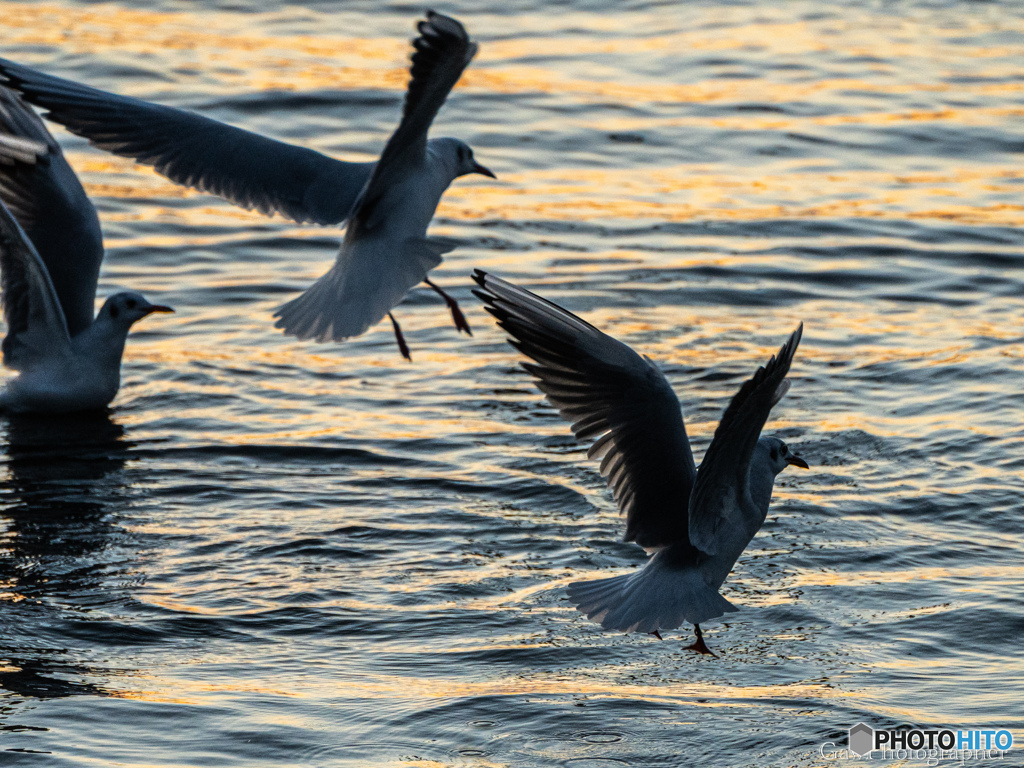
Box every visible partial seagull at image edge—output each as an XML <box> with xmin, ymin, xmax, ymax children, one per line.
<box><xmin>472</xmin><ymin>270</ymin><xmax>808</xmax><ymax>655</ymax></box>
<box><xmin>0</xmin><ymin>88</ymin><xmax>172</xmax><ymax>414</ymax></box>
<box><xmin>0</xmin><ymin>10</ymin><xmax>495</xmax><ymax>360</ymax></box>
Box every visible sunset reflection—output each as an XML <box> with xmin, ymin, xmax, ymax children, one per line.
<box><xmin>1</xmin><ymin>1</ymin><xmax>1022</xmax><ymax>766</ymax></box>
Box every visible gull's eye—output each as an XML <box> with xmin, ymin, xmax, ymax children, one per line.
<box><xmin>781</xmin><ymin>444</ymin><xmax>788</xmax><ymax>455</ymax></box>
<box><xmin>126</xmin><ymin>299</ymin><xmax>137</xmax><ymax>310</ymax></box>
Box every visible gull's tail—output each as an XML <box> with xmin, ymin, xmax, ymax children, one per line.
<box><xmin>274</xmin><ymin>236</ymin><xmax>454</xmax><ymax>343</ymax></box>
<box><xmin>567</xmin><ymin>548</ymin><xmax>738</xmax><ymax>634</ymax></box>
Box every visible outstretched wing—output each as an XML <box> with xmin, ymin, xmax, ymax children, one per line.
<box><xmin>0</xmin><ymin>87</ymin><xmax>103</xmax><ymax>337</ymax></box>
<box><xmin>356</xmin><ymin>11</ymin><xmax>478</xmax><ymax>229</ymax></box>
<box><xmin>0</xmin><ymin>57</ymin><xmax>374</xmax><ymax>225</ymax></box>
<box><xmin>0</xmin><ymin>200</ymin><xmax>72</xmax><ymax>369</ymax></box>
<box><xmin>473</xmin><ymin>270</ymin><xmax>699</xmax><ymax>550</ymax></box>
<box><xmin>687</xmin><ymin>324</ymin><xmax>803</xmax><ymax>555</ymax></box>
<box><xmin>383</xmin><ymin>11</ymin><xmax>477</xmax><ymax>173</ymax></box>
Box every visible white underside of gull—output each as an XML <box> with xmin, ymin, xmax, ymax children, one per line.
<box><xmin>567</xmin><ymin>446</ymin><xmax>781</xmax><ymax>632</ymax></box>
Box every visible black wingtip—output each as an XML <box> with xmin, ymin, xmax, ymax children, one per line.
<box><xmin>470</xmin><ymin>273</ymin><xmax>520</xmax><ymax>327</ymax></box>
<box><xmin>420</xmin><ymin>10</ymin><xmax>469</xmax><ymax>37</ymax></box>
<box><xmin>0</xmin><ymin>57</ymin><xmax>17</xmax><ymax>88</ymax></box>
<box><xmin>473</xmin><ymin>293</ymin><xmax>504</xmax><ymax>326</ymax></box>
<box><xmin>715</xmin><ymin>322</ymin><xmax>805</xmax><ymax>430</ymax></box>
<box><xmin>779</xmin><ymin>322</ymin><xmax>804</xmax><ymax>367</ymax></box>
<box><xmin>0</xmin><ymin>58</ymin><xmax>39</xmax><ymax>99</ymax></box>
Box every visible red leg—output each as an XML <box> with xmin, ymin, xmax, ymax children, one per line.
<box><xmin>389</xmin><ymin>312</ymin><xmax>412</xmax><ymax>361</ymax></box>
<box><xmin>682</xmin><ymin>624</ymin><xmax>717</xmax><ymax>657</ymax></box>
<box><xmin>424</xmin><ymin>278</ymin><xmax>472</xmax><ymax>335</ymax></box>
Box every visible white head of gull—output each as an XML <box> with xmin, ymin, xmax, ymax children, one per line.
<box><xmin>473</xmin><ymin>270</ymin><xmax>807</xmax><ymax>656</ymax></box>
<box><xmin>0</xmin><ymin>88</ymin><xmax>172</xmax><ymax>415</ymax></box>
<box><xmin>0</xmin><ymin>11</ymin><xmax>494</xmax><ymax>361</ymax></box>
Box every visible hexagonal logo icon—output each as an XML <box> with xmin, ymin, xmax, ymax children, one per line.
<box><xmin>849</xmin><ymin>723</ymin><xmax>874</xmax><ymax>756</ymax></box>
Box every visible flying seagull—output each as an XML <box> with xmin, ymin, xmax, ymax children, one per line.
<box><xmin>0</xmin><ymin>88</ymin><xmax>173</xmax><ymax>414</ymax></box>
<box><xmin>0</xmin><ymin>11</ymin><xmax>494</xmax><ymax>360</ymax></box>
<box><xmin>472</xmin><ymin>270</ymin><xmax>807</xmax><ymax>655</ymax></box>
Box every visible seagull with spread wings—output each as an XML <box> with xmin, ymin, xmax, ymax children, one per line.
<box><xmin>473</xmin><ymin>271</ymin><xmax>807</xmax><ymax>655</ymax></box>
<box><xmin>0</xmin><ymin>88</ymin><xmax>173</xmax><ymax>414</ymax></box>
<box><xmin>0</xmin><ymin>11</ymin><xmax>494</xmax><ymax>360</ymax></box>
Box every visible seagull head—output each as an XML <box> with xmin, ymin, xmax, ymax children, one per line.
<box><xmin>97</xmin><ymin>291</ymin><xmax>174</xmax><ymax>330</ymax></box>
<box><xmin>761</xmin><ymin>436</ymin><xmax>809</xmax><ymax>474</ymax></box>
<box><xmin>432</xmin><ymin>137</ymin><xmax>495</xmax><ymax>180</ymax></box>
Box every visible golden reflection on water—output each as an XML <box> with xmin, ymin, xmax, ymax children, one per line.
<box><xmin>440</xmin><ymin>169</ymin><xmax>1024</xmax><ymax>225</ymax></box>
<box><xmin>6</xmin><ymin>0</ymin><xmax>1019</xmax><ymax>229</ymax></box>
<box><xmin>119</xmin><ymin>670</ymin><xmax>841</xmax><ymax>708</ymax></box>
<box><xmin>2</xmin><ymin>4</ymin><xmax>406</xmax><ymax>62</ymax></box>
<box><xmin>114</xmin><ymin>284</ymin><xmax>1021</xmax><ymax>448</ymax></box>
<box><xmin>1</xmin><ymin>5</ymin><xmax>1022</xmax><ymax>759</ymax></box>
<box><xmin>6</xmin><ymin>4</ymin><xmax>1023</xmax><ymax>90</ymax></box>
<box><xmin>60</xmin><ymin>150</ymin><xmax>1024</xmax><ymax>229</ymax></box>
<box><xmin>790</xmin><ymin>565</ymin><xmax>1024</xmax><ymax>588</ymax></box>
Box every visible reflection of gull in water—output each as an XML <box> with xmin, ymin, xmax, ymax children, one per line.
<box><xmin>0</xmin><ymin>11</ymin><xmax>496</xmax><ymax>359</ymax></box>
<box><xmin>0</xmin><ymin>412</ymin><xmax>133</xmax><ymax>699</ymax></box>
<box><xmin>0</xmin><ymin>88</ymin><xmax>172</xmax><ymax>414</ymax></box>
<box><xmin>473</xmin><ymin>271</ymin><xmax>807</xmax><ymax>655</ymax></box>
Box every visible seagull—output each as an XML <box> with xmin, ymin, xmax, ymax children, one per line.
<box><xmin>0</xmin><ymin>88</ymin><xmax>173</xmax><ymax>414</ymax></box>
<box><xmin>472</xmin><ymin>270</ymin><xmax>807</xmax><ymax>655</ymax></box>
<box><xmin>0</xmin><ymin>11</ymin><xmax>495</xmax><ymax>360</ymax></box>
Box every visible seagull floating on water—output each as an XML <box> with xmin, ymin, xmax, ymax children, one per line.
<box><xmin>0</xmin><ymin>11</ymin><xmax>494</xmax><ymax>360</ymax></box>
<box><xmin>0</xmin><ymin>88</ymin><xmax>172</xmax><ymax>414</ymax></box>
<box><xmin>473</xmin><ymin>270</ymin><xmax>807</xmax><ymax>655</ymax></box>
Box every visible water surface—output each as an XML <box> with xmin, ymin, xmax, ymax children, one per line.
<box><xmin>1</xmin><ymin>1</ymin><xmax>1023</xmax><ymax>766</ymax></box>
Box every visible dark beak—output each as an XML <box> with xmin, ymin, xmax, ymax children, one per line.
<box><xmin>144</xmin><ymin>304</ymin><xmax>175</xmax><ymax>315</ymax></box>
<box><xmin>471</xmin><ymin>161</ymin><xmax>496</xmax><ymax>179</ymax></box>
<box><xmin>785</xmin><ymin>454</ymin><xmax>809</xmax><ymax>469</ymax></box>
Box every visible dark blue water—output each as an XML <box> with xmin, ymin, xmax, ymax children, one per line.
<box><xmin>1</xmin><ymin>1</ymin><xmax>1023</xmax><ymax>766</ymax></box>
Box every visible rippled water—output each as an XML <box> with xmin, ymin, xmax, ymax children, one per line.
<box><xmin>1</xmin><ymin>1</ymin><xmax>1023</xmax><ymax>766</ymax></box>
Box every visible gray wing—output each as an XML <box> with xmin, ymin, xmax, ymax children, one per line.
<box><xmin>473</xmin><ymin>270</ymin><xmax>699</xmax><ymax>550</ymax></box>
<box><xmin>356</xmin><ymin>11</ymin><xmax>478</xmax><ymax>231</ymax></box>
<box><xmin>0</xmin><ymin>87</ymin><xmax>102</xmax><ymax>337</ymax></box>
<box><xmin>0</xmin><ymin>57</ymin><xmax>374</xmax><ymax>226</ymax></box>
<box><xmin>0</xmin><ymin>199</ymin><xmax>72</xmax><ymax>368</ymax></box>
<box><xmin>687</xmin><ymin>324</ymin><xmax>803</xmax><ymax>555</ymax></box>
